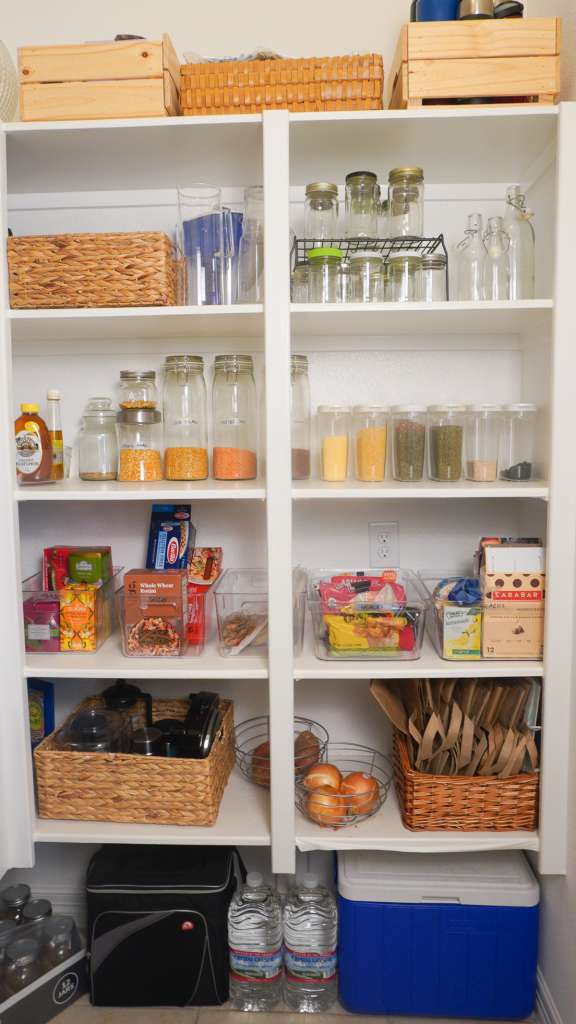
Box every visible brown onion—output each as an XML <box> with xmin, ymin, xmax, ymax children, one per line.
<box><xmin>303</xmin><ymin>763</ymin><xmax>342</xmax><ymax>792</ymax></box>
<box><xmin>340</xmin><ymin>772</ymin><xmax>379</xmax><ymax>815</ymax></box>
<box><xmin>306</xmin><ymin>786</ymin><xmax>345</xmax><ymax>828</ymax></box>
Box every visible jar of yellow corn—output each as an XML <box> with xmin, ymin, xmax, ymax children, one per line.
<box><xmin>353</xmin><ymin>406</ymin><xmax>388</xmax><ymax>482</ymax></box>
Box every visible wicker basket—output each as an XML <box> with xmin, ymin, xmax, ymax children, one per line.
<box><xmin>393</xmin><ymin>732</ymin><xmax>539</xmax><ymax>832</ymax></box>
<box><xmin>8</xmin><ymin>232</ymin><xmax>181</xmax><ymax>309</ymax></box>
<box><xmin>34</xmin><ymin>696</ymin><xmax>235</xmax><ymax>827</ymax></box>
<box><xmin>180</xmin><ymin>54</ymin><xmax>384</xmax><ymax>115</ymax></box>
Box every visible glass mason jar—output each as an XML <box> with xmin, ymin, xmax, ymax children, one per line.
<box><xmin>116</xmin><ymin>409</ymin><xmax>163</xmax><ymax>482</ymax></box>
<box><xmin>465</xmin><ymin>404</ymin><xmax>501</xmax><ymax>482</ymax></box>
<box><xmin>428</xmin><ymin>404</ymin><xmax>465</xmax><ymax>482</ymax></box>
<box><xmin>391</xmin><ymin>406</ymin><xmax>427</xmax><ymax>482</ymax></box>
<box><xmin>307</xmin><ymin>247</ymin><xmax>343</xmax><ymax>303</ymax></box>
<box><xmin>421</xmin><ymin>253</ymin><xmax>447</xmax><ymax>301</ymax></box>
<box><xmin>0</xmin><ymin>885</ymin><xmax>30</xmax><ymax>924</ymax></box>
<box><xmin>304</xmin><ymin>182</ymin><xmax>339</xmax><ymax>240</ymax></box>
<box><xmin>212</xmin><ymin>354</ymin><xmax>258</xmax><ymax>480</ymax></box>
<box><xmin>388</xmin><ymin>167</ymin><xmax>424</xmax><ymax>238</ymax></box>
<box><xmin>78</xmin><ymin>398</ymin><xmax>118</xmax><ymax>481</ymax></box>
<box><xmin>499</xmin><ymin>403</ymin><xmax>537</xmax><ymax>481</ymax></box>
<box><xmin>388</xmin><ymin>252</ymin><xmax>422</xmax><ymax>302</ymax></box>
<box><xmin>291</xmin><ymin>262</ymin><xmax>309</xmax><ymax>303</ymax></box>
<box><xmin>337</xmin><ymin>260</ymin><xmax>352</xmax><ymax>303</ymax></box>
<box><xmin>345</xmin><ymin>171</ymin><xmax>379</xmax><ymax>238</ymax></box>
<box><xmin>318</xmin><ymin>405</ymin><xmax>350</xmax><ymax>482</ymax></box>
<box><xmin>42</xmin><ymin>917</ymin><xmax>78</xmax><ymax>969</ymax></box>
<box><xmin>163</xmin><ymin>355</ymin><xmax>208</xmax><ymax>481</ymax></box>
<box><xmin>118</xmin><ymin>370</ymin><xmax>158</xmax><ymax>410</ymax></box>
<box><xmin>353</xmin><ymin>406</ymin><xmax>388</xmax><ymax>481</ymax></box>
<box><xmin>4</xmin><ymin>939</ymin><xmax>42</xmax><ymax>995</ymax></box>
<box><xmin>349</xmin><ymin>251</ymin><xmax>385</xmax><ymax>303</ymax></box>
<box><xmin>291</xmin><ymin>354</ymin><xmax>311</xmax><ymax>480</ymax></box>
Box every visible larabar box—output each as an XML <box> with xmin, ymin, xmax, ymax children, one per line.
<box><xmin>123</xmin><ymin>569</ymin><xmax>188</xmax><ymax>657</ymax></box>
<box><xmin>481</xmin><ymin>570</ymin><xmax>546</xmax><ymax>608</ymax></box>
<box><xmin>482</xmin><ymin>607</ymin><xmax>544</xmax><ymax>660</ymax></box>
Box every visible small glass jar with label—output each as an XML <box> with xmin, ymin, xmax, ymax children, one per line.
<box><xmin>353</xmin><ymin>406</ymin><xmax>388</xmax><ymax>481</ymax></box>
<box><xmin>117</xmin><ymin>409</ymin><xmax>163</xmax><ymax>482</ymax></box>
<box><xmin>421</xmin><ymin>253</ymin><xmax>448</xmax><ymax>302</ymax></box>
<box><xmin>388</xmin><ymin>167</ymin><xmax>424</xmax><ymax>238</ymax></box>
<box><xmin>388</xmin><ymin>252</ymin><xmax>422</xmax><ymax>302</ymax></box>
<box><xmin>308</xmin><ymin>248</ymin><xmax>343</xmax><ymax>303</ymax></box>
<box><xmin>119</xmin><ymin>370</ymin><xmax>158</xmax><ymax>410</ymax></box>
<box><xmin>318</xmin><ymin>406</ymin><xmax>350</xmax><ymax>482</ymax></box>
<box><xmin>349</xmin><ymin>251</ymin><xmax>385</xmax><ymax>303</ymax></box>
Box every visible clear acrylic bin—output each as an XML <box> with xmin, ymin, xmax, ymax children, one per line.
<box><xmin>22</xmin><ymin>569</ymin><xmax>123</xmax><ymax>654</ymax></box>
<box><xmin>308</xmin><ymin>569</ymin><xmax>428</xmax><ymax>661</ymax></box>
<box><xmin>118</xmin><ymin>587</ymin><xmax>190</xmax><ymax>658</ymax></box>
<box><xmin>214</xmin><ymin>568</ymin><xmax>307</xmax><ymax>657</ymax></box>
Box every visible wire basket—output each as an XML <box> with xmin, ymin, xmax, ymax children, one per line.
<box><xmin>296</xmin><ymin>742</ymin><xmax>393</xmax><ymax>829</ymax></box>
<box><xmin>234</xmin><ymin>715</ymin><xmax>329</xmax><ymax>789</ymax></box>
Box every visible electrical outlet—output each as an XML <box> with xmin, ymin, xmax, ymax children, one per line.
<box><xmin>369</xmin><ymin>522</ymin><xmax>399</xmax><ymax>567</ymax></box>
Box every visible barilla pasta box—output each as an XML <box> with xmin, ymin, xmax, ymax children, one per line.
<box><xmin>146</xmin><ymin>504</ymin><xmax>195</xmax><ymax>571</ymax></box>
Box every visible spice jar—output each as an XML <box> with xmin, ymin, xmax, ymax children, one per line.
<box><xmin>391</xmin><ymin>406</ymin><xmax>426</xmax><ymax>481</ymax></box>
<box><xmin>428</xmin><ymin>404</ymin><xmax>465</xmax><ymax>481</ymax></box>
<box><xmin>499</xmin><ymin>403</ymin><xmax>537</xmax><ymax>481</ymax></box>
<box><xmin>304</xmin><ymin>182</ymin><xmax>339</xmax><ymax>240</ymax></box>
<box><xmin>388</xmin><ymin>251</ymin><xmax>422</xmax><ymax>302</ymax></box>
<box><xmin>291</xmin><ymin>263</ymin><xmax>309</xmax><ymax>303</ymax></box>
<box><xmin>465</xmin><ymin>404</ymin><xmax>501</xmax><ymax>482</ymax></box>
<box><xmin>212</xmin><ymin>354</ymin><xmax>258</xmax><ymax>480</ymax></box>
<box><xmin>117</xmin><ymin>409</ymin><xmax>163</xmax><ymax>482</ymax></box>
<box><xmin>163</xmin><ymin>355</ymin><xmax>208</xmax><ymax>481</ymax></box>
<box><xmin>119</xmin><ymin>371</ymin><xmax>158</xmax><ymax>410</ymax></box>
<box><xmin>318</xmin><ymin>405</ymin><xmax>350</xmax><ymax>482</ymax></box>
<box><xmin>291</xmin><ymin>355</ymin><xmax>311</xmax><ymax>480</ymax></box>
<box><xmin>353</xmin><ymin>406</ymin><xmax>388</xmax><ymax>481</ymax></box>
<box><xmin>388</xmin><ymin>167</ymin><xmax>424</xmax><ymax>238</ymax></box>
<box><xmin>78</xmin><ymin>398</ymin><xmax>118</xmax><ymax>481</ymax></box>
<box><xmin>421</xmin><ymin>252</ymin><xmax>448</xmax><ymax>302</ymax></box>
<box><xmin>308</xmin><ymin>248</ymin><xmax>343</xmax><ymax>303</ymax></box>
<box><xmin>349</xmin><ymin>251</ymin><xmax>385</xmax><ymax>303</ymax></box>
<box><xmin>345</xmin><ymin>171</ymin><xmax>379</xmax><ymax>238</ymax></box>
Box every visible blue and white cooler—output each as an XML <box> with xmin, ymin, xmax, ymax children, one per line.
<box><xmin>337</xmin><ymin>849</ymin><xmax>539</xmax><ymax>1020</ymax></box>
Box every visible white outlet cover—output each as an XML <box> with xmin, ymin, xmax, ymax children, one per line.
<box><xmin>369</xmin><ymin>522</ymin><xmax>399</xmax><ymax>567</ymax></box>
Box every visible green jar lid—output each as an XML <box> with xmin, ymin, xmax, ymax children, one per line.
<box><xmin>308</xmin><ymin>247</ymin><xmax>343</xmax><ymax>261</ymax></box>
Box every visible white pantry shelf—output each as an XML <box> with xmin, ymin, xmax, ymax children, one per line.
<box><xmin>24</xmin><ymin>635</ymin><xmax>268</xmax><ymax>680</ymax></box>
<box><xmin>15</xmin><ymin>478</ymin><xmax>266</xmax><ymax>502</ymax></box>
<box><xmin>293</xmin><ymin>479</ymin><xmax>548</xmax><ymax>501</ymax></box>
<box><xmin>34</xmin><ymin>771</ymin><xmax>271</xmax><ymax>847</ymax></box>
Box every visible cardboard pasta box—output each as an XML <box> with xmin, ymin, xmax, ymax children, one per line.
<box><xmin>123</xmin><ymin>569</ymin><xmax>188</xmax><ymax>657</ymax></box>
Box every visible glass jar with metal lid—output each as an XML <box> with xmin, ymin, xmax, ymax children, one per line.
<box><xmin>78</xmin><ymin>398</ymin><xmax>118</xmax><ymax>481</ymax></box>
<box><xmin>21</xmin><ymin>899</ymin><xmax>52</xmax><ymax>926</ymax></box>
<box><xmin>0</xmin><ymin>884</ymin><xmax>30</xmax><ymax>924</ymax></box>
<box><xmin>118</xmin><ymin>370</ymin><xmax>158</xmax><ymax>410</ymax></box>
<box><xmin>291</xmin><ymin>354</ymin><xmax>311</xmax><ymax>480</ymax></box>
<box><xmin>345</xmin><ymin>171</ymin><xmax>379</xmax><ymax>238</ymax></box>
<box><xmin>117</xmin><ymin>408</ymin><xmax>163</xmax><ymax>482</ymax></box>
<box><xmin>349</xmin><ymin>250</ymin><xmax>385</xmax><ymax>303</ymax></box>
<box><xmin>388</xmin><ymin>251</ymin><xmax>422</xmax><ymax>302</ymax></box>
<box><xmin>428</xmin><ymin>404</ymin><xmax>465</xmax><ymax>481</ymax></box>
<box><xmin>307</xmin><ymin>247</ymin><xmax>343</xmax><ymax>303</ymax></box>
<box><xmin>304</xmin><ymin>182</ymin><xmax>339</xmax><ymax>240</ymax></box>
<box><xmin>421</xmin><ymin>252</ymin><xmax>447</xmax><ymax>302</ymax></box>
<box><xmin>4</xmin><ymin>939</ymin><xmax>42</xmax><ymax>995</ymax></box>
<box><xmin>163</xmin><ymin>355</ymin><xmax>208</xmax><ymax>481</ymax></box>
<box><xmin>291</xmin><ymin>262</ymin><xmax>309</xmax><ymax>303</ymax></box>
<box><xmin>388</xmin><ymin>167</ymin><xmax>424</xmax><ymax>238</ymax></box>
<box><xmin>212</xmin><ymin>354</ymin><xmax>258</xmax><ymax>480</ymax></box>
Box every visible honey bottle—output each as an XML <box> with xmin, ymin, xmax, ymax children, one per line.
<box><xmin>14</xmin><ymin>404</ymin><xmax>53</xmax><ymax>484</ymax></box>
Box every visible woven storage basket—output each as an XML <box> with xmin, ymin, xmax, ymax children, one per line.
<box><xmin>8</xmin><ymin>232</ymin><xmax>180</xmax><ymax>309</ymax></box>
<box><xmin>393</xmin><ymin>732</ymin><xmax>539</xmax><ymax>832</ymax></box>
<box><xmin>180</xmin><ymin>54</ymin><xmax>383</xmax><ymax>115</ymax></box>
<box><xmin>34</xmin><ymin>696</ymin><xmax>235</xmax><ymax>827</ymax></box>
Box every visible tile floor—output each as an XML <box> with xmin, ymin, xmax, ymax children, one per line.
<box><xmin>58</xmin><ymin>996</ymin><xmax>538</xmax><ymax>1023</ymax></box>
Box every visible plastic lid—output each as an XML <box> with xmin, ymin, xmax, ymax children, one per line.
<box><xmin>117</xmin><ymin>408</ymin><xmax>162</xmax><ymax>425</ymax></box>
<box><xmin>308</xmin><ymin>247</ymin><xmax>343</xmax><ymax>260</ymax></box>
<box><xmin>388</xmin><ymin>250</ymin><xmax>422</xmax><ymax>264</ymax></box>
<box><xmin>306</xmin><ymin>182</ymin><xmax>338</xmax><ymax>195</ymax></box>
<box><xmin>353</xmin><ymin>405</ymin><xmax>388</xmax><ymax>414</ymax></box>
<box><xmin>317</xmin><ymin>404</ymin><xmax>350</xmax><ymax>414</ymax></box>
<box><xmin>349</xmin><ymin>250</ymin><xmax>383</xmax><ymax>262</ymax></box>
<box><xmin>466</xmin><ymin>403</ymin><xmax>502</xmax><ymax>412</ymax></box>
<box><xmin>47</xmin><ymin>389</ymin><xmax>61</xmax><ymax>400</ymax></box>
<box><xmin>391</xmin><ymin>404</ymin><xmax>426</xmax><ymax>413</ymax></box>
<box><xmin>337</xmin><ymin>850</ymin><xmax>539</xmax><ymax>907</ymax></box>
<box><xmin>428</xmin><ymin>404</ymin><xmax>466</xmax><ymax>412</ymax></box>
<box><xmin>20</xmin><ymin>404</ymin><xmax>39</xmax><ymax>414</ymax></box>
<box><xmin>504</xmin><ymin>403</ymin><xmax>537</xmax><ymax>412</ymax></box>
<box><xmin>246</xmin><ymin>872</ymin><xmax>264</xmax><ymax>888</ymax></box>
<box><xmin>302</xmin><ymin>873</ymin><xmax>320</xmax><ymax>889</ymax></box>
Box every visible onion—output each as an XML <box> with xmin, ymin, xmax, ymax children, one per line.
<box><xmin>306</xmin><ymin>786</ymin><xmax>346</xmax><ymax>828</ymax></box>
<box><xmin>251</xmin><ymin>741</ymin><xmax>271</xmax><ymax>786</ymax></box>
<box><xmin>294</xmin><ymin>730</ymin><xmax>321</xmax><ymax>771</ymax></box>
<box><xmin>340</xmin><ymin>772</ymin><xmax>379</xmax><ymax>815</ymax></box>
<box><xmin>303</xmin><ymin>763</ymin><xmax>342</xmax><ymax>792</ymax></box>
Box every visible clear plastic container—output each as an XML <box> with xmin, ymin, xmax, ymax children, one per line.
<box><xmin>118</xmin><ymin>585</ymin><xmax>189</xmax><ymax>659</ymax></box>
<box><xmin>465</xmin><ymin>404</ymin><xmax>502</xmax><ymax>482</ymax></box>
<box><xmin>22</xmin><ymin>569</ymin><xmax>122</xmax><ymax>654</ymax></box>
<box><xmin>238</xmin><ymin>185</ymin><xmax>265</xmax><ymax>303</ymax></box>
<box><xmin>212</xmin><ymin>354</ymin><xmax>258</xmax><ymax>480</ymax></box>
<box><xmin>118</xmin><ymin>370</ymin><xmax>158</xmax><ymax>410</ymax></box>
<box><xmin>228</xmin><ymin>872</ymin><xmax>283</xmax><ymax>1011</ymax></box>
<box><xmin>55</xmin><ymin>706</ymin><xmax>128</xmax><ymax>752</ymax></box>
<box><xmin>291</xmin><ymin>263</ymin><xmax>309</xmax><ymax>303</ymax></box>
<box><xmin>283</xmin><ymin>874</ymin><xmax>338</xmax><ymax>1012</ymax></box>
<box><xmin>421</xmin><ymin>253</ymin><xmax>447</xmax><ymax>302</ymax></box>
<box><xmin>353</xmin><ymin>406</ymin><xmax>387</xmax><ymax>482</ymax></box>
<box><xmin>117</xmin><ymin>409</ymin><xmax>163</xmax><ymax>482</ymax></box>
<box><xmin>318</xmin><ymin>406</ymin><xmax>350</xmax><ymax>482</ymax></box>
<box><xmin>214</xmin><ymin>569</ymin><xmax>306</xmax><ymax>657</ymax></box>
<box><xmin>349</xmin><ymin>251</ymin><xmax>385</xmax><ymax>303</ymax></box>
<box><xmin>428</xmin><ymin>404</ymin><xmax>465</xmax><ymax>482</ymax></box>
<box><xmin>304</xmin><ymin>183</ymin><xmax>339</xmax><ymax>240</ymax></box>
<box><xmin>388</xmin><ymin>167</ymin><xmax>424</xmax><ymax>238</ymax></box>
<box><xmin>308</xmin><ymin>248</ymin><xmax>343</xmax><ymax>303</ymax></box>
<box><xmin>78</xmin><ymin>398</ymin><xmax>118</xmax><ymax>481</ymax></box>
<box><xmin>499</xmin><ymin>404</ymin><xmax>537</xmax><ymax>481</ymax></box>
<box><xmin>291</xmin><ymin>355</ymin><xmax>311</xmax><ymax>480</ymax></box>
<box><xmin>345</xmin><ymin>172</ymin><xmax>379</xmax><ymax>238</ymax></box>
<box><xmin>419</xmin><ymin>573</ymin><xmax>483</xmax><ymax>661</ymax></box>
<box><xmin>388</xmin><ymin>252</ymin><xmax>422</xmax><ymax>302</ymax></box>
<box><xmin>163</xmin><ymin>355</ymin><xmax>208</xmax><ymax>481</ymax></box>
<box><xmin>308</xmin><ymin>569</ymin><xmax>428</xmax><ymax>660</ymax></box>
<box><xmin>391</xmin><ymin>406</ymin><xmax>426</xmax><ymax>482</ymax></box>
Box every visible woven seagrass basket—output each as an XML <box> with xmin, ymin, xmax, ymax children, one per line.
<box><xmin>180</xmin><ymin>54</ymin><xmax>384</xmax><ymax>115</ymax></box>
<box><xmin>393</xmin><ymin>732</ymin><xmax>539</xmax><ymax>832</ymax></box>
<box><xmin>34</xmin><ymin>696</ymin><xmax>235</xmax><ymax>827</ymax></box>
<box><xmin>8</xmin><ymin>231</ymin><xmax>181</xmax><ymax>309</ymax></box>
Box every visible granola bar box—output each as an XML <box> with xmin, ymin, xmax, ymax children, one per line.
<box><xmin>122</xmin><ymin>569</ymin><xmax>188</xmax><ymax>657</ymax></box>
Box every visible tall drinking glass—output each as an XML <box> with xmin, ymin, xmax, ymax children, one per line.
<box><xmin>238</xmin><ymin>186</ymin><xmax>265</xmax><ymax>303</ymax></box>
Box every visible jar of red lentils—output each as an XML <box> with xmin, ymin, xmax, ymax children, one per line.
<box><xmin>116</xmin><ymin>408</ymin><xmax>163</xmax><ymax>482</ymax></box>
<box><xmin>163</xmin><ymin>355</ymin><xmax>208</xmax><ymax>480</ymax></box>
<box><xmin>212</xmin><ymin>354</ymin><xmax>258</xmax><ymax>480</ymax></box>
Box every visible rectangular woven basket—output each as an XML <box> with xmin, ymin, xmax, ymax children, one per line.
<box><xmin>34</xmin><ymin>696</ymin><xmax>235</xmax><ymax>827</ymax></box>
<box><xmin>393</xmin><ymin>732</ymin><xmax>539</xmax><ymax>832</ymax></box>
<box><xmin>8</xmin><ymin>232</ymin><xmax>181</xmax><ymax>309</ymax></box>
<box><xmin>180</xmin><ymin>54</ymin><xmax>384</xmax><ymax>115</ymax></box>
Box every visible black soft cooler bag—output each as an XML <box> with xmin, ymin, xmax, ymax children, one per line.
<box><xmin>87</xmin><ymin>844</ymin><xmax>243</xmax><ymax>1007</ymax></box>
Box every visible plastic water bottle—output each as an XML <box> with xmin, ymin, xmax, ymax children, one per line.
<box><xmin>283</xmin><ymin>873</ymin><xmax>338</xmax><ymax>1012</ymax></box>
<box><xmin>228</xmin><ymin>871</ymin><xmax>283</xmax><ymax>1010</ymax></box>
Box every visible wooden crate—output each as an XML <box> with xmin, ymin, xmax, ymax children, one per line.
<box><xmin>18</xmin><ymin>35</ymin><xmax>180</xmax><ymax>121</ymax></box>
<box><xmin>389</xmin><ymin>18</ymin><xmax>561</xmax><ymax>109</ymax></box>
